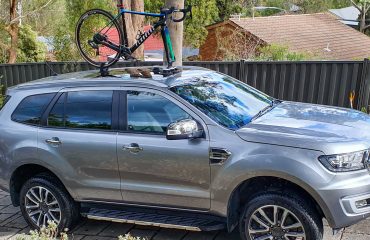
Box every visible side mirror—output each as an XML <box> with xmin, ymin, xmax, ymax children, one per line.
<box><xmin>166</xmin><ymin>119</ymin><xmax>204</xmax><ymax>140</ymax></box>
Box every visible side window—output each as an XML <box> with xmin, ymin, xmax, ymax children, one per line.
<box><xmin>48</xmin><ymin>94</ymin><xmax>65</xmax><ymax>127</ymax></box>
<box><xmin>127</xmin><ymin>91</ymin><xmax>191</xmax><ymax>134</ymax></box>
<box><xmin>47</xmin><ymin>91</ymin><xmax>113</xmax><ymax>130</ymax></box>
<box><xmin>12</xmin><ymin>93</ymin><xmax>55</xmax><ymax>125</ymax></box>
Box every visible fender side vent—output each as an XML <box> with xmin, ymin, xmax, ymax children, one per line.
<box><xmin>210</xmin><ymin>148</ymin><xmax>231</xmax><ymax>165</ymax></box>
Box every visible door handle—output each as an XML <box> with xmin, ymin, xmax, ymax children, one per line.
<box><xmin>123</xmin><ymin>143</ymin><xmax>143</xmax><ymax>153</ymax></box>
<box><xmin>45</xmin><ymin>137</ymin><xmax>62</xmax><ymax>146</ymax></box>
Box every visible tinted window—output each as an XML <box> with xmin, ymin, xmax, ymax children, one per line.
<box><xmin>48</xmin><ymin>94</ymin><xmax>65</xmax><ymax>127</ymax></box>
<box><xmin>170</xmin><ymin>73</ymin><xmax>272</xmax><ymax>130</ymax></box>
<box><xmin>48</xmin><ymin>91</ymin><xmax>113</xmax><ymax>130</ymax></box>
<box><xmin>127</xmin><ymin>91</ymin><xmax>190</xmax><ymax>134</ymax></box>
<box><xmin>12</xmin><ymin>93</ymin><xmax>55</xmax><ymax>125</ymax></box>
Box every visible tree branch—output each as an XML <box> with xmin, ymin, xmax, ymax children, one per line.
<box><xmin>366</xmin><ymin>4</ymin><xmax>370</xmax><ymax>13</ymax></box>
<box><xmin>0</xmin><ymin>40</ymin><xmax>9</xmax><ymax>51</ymax></box>
<box><xmin>10</xmin><ymin>0</ymin><xmax>53</xmax><ymax>24</ymax></box>
<box><xmin>350</xmin><ymin>0</ymin><xmax>362</xmax><ymax>11</ymax></box>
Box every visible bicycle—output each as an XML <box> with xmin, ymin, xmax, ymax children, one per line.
<box><xmin>75</xmin><ymin>2</ymin><xmax>192</xmax><ymax>69</ymax></box>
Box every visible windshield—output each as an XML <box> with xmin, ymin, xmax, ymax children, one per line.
<box><xmin>170</xmin><ymin>72</ymin><xmax>273</xmax><ymax>130</ymax></box>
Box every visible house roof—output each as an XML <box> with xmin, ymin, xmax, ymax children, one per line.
<box><xmin>210</xmin><ymin>13</ymin><xmax>370</xmax><ymax>60</ymax></box>
<box><xmin>329</xmin><ymin>6</ymin><xmax>360</xmax><ymax>26</ymax></box>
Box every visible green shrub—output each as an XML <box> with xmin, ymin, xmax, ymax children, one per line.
<box><xmin>17</xmin><ymin>25</ymin><xmax>47</xmax><ymax>63</ymax></box>
<box><xmin>256</xmin><ymin>44</ymin><xmax>313</xmax><ymax>61</ymax></box>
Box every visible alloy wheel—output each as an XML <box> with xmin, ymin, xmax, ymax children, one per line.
<box><xmin>247</xmin><ymin>205</ymin><xmax>306</xmax><ymax>240</ymax></box>
<box><xmin>24</xmin><ymin>186</ymin><xmax>61</xmax><ymax>227</ymax></box>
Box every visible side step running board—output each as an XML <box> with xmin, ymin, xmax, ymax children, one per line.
<box><xmin>83</xmin><ymin>207</ymin><xmax>226</xmax><ymax>232</ymax></box>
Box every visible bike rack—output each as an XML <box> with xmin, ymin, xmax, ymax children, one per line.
<box><xmin>98</xmin><ymin>64</ymin><xmax>181</xmax><ymax>78</ymax></box>
<box><xmin>99</xmin><ymin>63</ymin><xmax>110</xmax><ymax>77</ymax></box>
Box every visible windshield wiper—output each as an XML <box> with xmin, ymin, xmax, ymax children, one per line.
<box><xmin>251</xmin><ymin>99</ymin><xmax>280</xmax><ymax>122</ymax></box>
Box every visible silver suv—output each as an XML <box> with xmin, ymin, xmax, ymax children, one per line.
<box><xmin>0</xmin><ymin>66</ymin><xmax>370</xmax><ymax>240</ymax></box>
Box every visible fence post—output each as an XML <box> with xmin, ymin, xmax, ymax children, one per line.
<box><xmin>357</xmin><ymin>58</ymin><xmax>370</xmax><ymax>110</ymax></box>
<box><xmin>239</xmin><ymin>59</ymin><xmax>245</xmax><ymax>82</ymax></box>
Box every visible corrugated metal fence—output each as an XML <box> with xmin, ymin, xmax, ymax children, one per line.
<box><xmin>1</xmin><ymin>60</ymin><xmax>369</xmax><ymax>110</ymax></box>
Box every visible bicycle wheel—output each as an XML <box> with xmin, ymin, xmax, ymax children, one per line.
<box><xmin>76</xmin><ymin>9</ymin><xmax>124</xmax><ymax>68</ymax></box>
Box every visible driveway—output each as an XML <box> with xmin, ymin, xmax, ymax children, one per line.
<box><xmin>0</xmin><ymin>190</ymin><xmax>369</xmax><ymax>240</ymax></box>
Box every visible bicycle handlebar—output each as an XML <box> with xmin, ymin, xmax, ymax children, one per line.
<box><xmin>172</xmin><ymin>6</ymin><xmax>192</xmax><ymax>22</ymax></box>
<box><xmin>161</xmin><ymin>6</ymin><xmax>192</xmax><ymax>23</ymax></box>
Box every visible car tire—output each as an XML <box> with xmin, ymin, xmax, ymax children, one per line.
<box><xmin>19</xmin><ymin>174</ymin><xmax>79</xmax><ymax>233</ymax></box>
<box><xmin>239</xmin><ymin>192</ymin><xmax>323</xmax><ymax>240</ymax></box>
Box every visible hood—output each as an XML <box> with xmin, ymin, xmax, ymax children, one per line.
<box><xmin>236</xmin><ymin>101</ymin><xmax>370</xmax><ymax>154</ymax></box>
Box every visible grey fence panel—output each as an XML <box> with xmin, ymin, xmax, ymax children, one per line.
<box><xmin>0</xmin><ymin>60</ymin><xmax>367</xmax><ymax>109</ymax></box>
<box><xmin>358</xmin><ymin>59</ymin><xmax>370</xmax><ymax>109</ymax></box>
<box><xmin>240</xmin><ymin>61</ymin><xmax>364</xmax><ymax>109</ymax></box>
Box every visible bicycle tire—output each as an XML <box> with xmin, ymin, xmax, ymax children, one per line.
<box><xmin>75</xmin><ymin>9</ymin><xmax>125</xmax><ymax>68</ymax></box>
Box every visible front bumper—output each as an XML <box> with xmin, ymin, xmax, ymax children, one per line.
<box><xmin>318</xmin><ymin>170</ymin><xmax>370</xmax><ymax>229</ymax></box>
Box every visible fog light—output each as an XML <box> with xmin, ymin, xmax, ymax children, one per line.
<box><xmin>355</xmin><ymin>199</ymin><xmax>368</xmax><ymax>209</ymax></box>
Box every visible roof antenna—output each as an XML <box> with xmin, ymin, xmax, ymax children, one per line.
<box><xmin>45</xmin><ymin>61</ymin><xmax>58</xmax><ymax>76</ymax></box>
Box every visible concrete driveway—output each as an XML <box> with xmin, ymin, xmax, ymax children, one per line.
<box><xmin>0</xmin><ymin>190</ymin><xmax>369</xmax><ymax>240</ymax></box>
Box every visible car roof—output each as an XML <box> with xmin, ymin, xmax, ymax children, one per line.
<box><xmin>8</xmin><ymin>66</ymin><xmax>216</xmax><ymax>92</ymax></box>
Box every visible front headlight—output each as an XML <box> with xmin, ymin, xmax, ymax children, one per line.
<box><xmin>319</xmin><ymin>150</ymin><xmax>368</xmax><ymax>172</ymax></box>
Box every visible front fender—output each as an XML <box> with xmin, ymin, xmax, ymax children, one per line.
<box><xmin>210</xmin><ymin>146</ymin><xmax>336</xmax><ymax>226</ymax></box>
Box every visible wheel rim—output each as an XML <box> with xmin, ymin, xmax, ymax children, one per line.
<box><xmin>247</xmin><ymin>205</ymin><xmax>306</xmax><ymax>240</ymax></box>
<box><xmin>76</xmin><ymin>10</ymin><xmax>122</xmax><ymax>67</ymax></box>
<box><xmin>25</xmin><ymin>186</ymin><xmax>61</xmax><ymax>227</ymax></box>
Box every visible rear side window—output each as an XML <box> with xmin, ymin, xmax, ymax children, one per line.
<box><xmin>12</xmin><ymin>93</ymin><xmax>55</xmax><ymax>125</ymax></box>
<box><xmin>48</xmin><ymin>91</ymin><xmax>113</xmax><ymax>130</ymax></box>
<box><xmin>0</xmin><ymin>96</ymin><xmax>11</xmax><ymax>111</ymax></box>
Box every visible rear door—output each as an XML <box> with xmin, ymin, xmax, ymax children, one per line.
<box><xmin>117</xmin><ymin>88</ymin><xmax>211</xmax><ymax>210</ymax></box>
<box><xmin>38</xmin><ymin>88</ymin><xmax>122</xmax><ymax>201</ymax></box>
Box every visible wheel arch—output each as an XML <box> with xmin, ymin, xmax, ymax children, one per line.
<box><xmin>226</xmin><ymin>175</ymin><xmax>332</xmax><ymax>233</ymax></box>
<box><xmin>10</xmin><ymin>164</ymin><xmax>73</xmax><ymax>207</ymax></box>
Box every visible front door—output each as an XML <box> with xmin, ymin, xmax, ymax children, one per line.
<box><xmin>117</xmin><ymin>88</ymin><xmax>211</xmax><ymax>210</ymax></box>
<box><xmin>38</xmin><ymin>89</ymin><xmax>122</xmax><ymax>201</ymax></box>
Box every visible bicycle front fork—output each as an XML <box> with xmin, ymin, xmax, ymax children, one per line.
<box><xmin>162</xmin><ymin>26</ymin><xmax>176</xmax><ymax>67</ymax></box>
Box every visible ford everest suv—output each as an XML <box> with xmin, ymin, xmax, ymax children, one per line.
<box><xmin>0</xmin><ymin>66</ymin><xmax>370</xmax><ymax>240</ymax></box>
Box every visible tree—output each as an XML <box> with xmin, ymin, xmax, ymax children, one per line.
<box><xmin>22</xmin><ymin>0</ymin><xmax>65</xmax><ymax>36</ymax></box>
<box><xmin>16</xmin><ymin>24</ymin><xmax>46</xmax><ymax>62</ymax></box>
<box><xmin>216</xmin><ymin>0</ymin><xmax>243</xmax><ymax>21</ymax></box>
<box><xmin>57</xmin><ymin>0</ymin><xmax>116</xmax><ymax>61</ymax></box>
<box><xmin>164</xmin><ymin>0</ymin><xmax>184</xmax><ymax>66</ymax></box>
<box><xmin>0</xmin><ymin>0</ymin><xmax>53</xmax><ymax>63</ymax></box>
<box><xmin>144</xmin><ymin>0</ymin><xmax>218</xmax><ymax>49</ymax></box>
<box><xmin>350</xmin><ymin>0</ymin><xmax>370</xmax><ymax>33</ymax></box>
<box><xmin>118</xmin><ymin>0</ymin><xmax>145</xmax><ymax>59</ymax></box>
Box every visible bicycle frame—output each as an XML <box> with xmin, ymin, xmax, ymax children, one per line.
<box><xmin>107</xmin><ymin>7</ymin><xmax>176</xmax><ymax>67</ymax></box>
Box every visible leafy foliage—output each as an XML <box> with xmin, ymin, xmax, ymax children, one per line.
<box><xmin>216</xmin><ymin>0</ymin><xmax>244</xmax><ymax>21</ymax></box>
<box><xmin>144</xmin><ymin>0</ymin><xmax>219</xmax><ymax>48</ymax></box>
<box><xmin>16</xmin><ymin>222</ymin><xmax>68</xmax><ymax>240</ymax></box>
<box><xmin>20</xmin><ymin>0</ymin><xmax>66</xmax><ymax>37</ymax></box>
<box><xmin>291</xmin><ymin>0</ymin><xmax>349</xmax><ymax>13</ymax></box>
<box><xmin>256</xmin><ymin>44</ymin><xmax>313</xmax><ymax>61</ymax></box>
<box><xmin>118</xmin><ymin>234</ymin><xmax>145</xmax><ymax>240</ymax></box>
<box><xmin>16</xmin><ymin>25</ymin><xmax>47</xmax><ymax>63</ymax></box>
